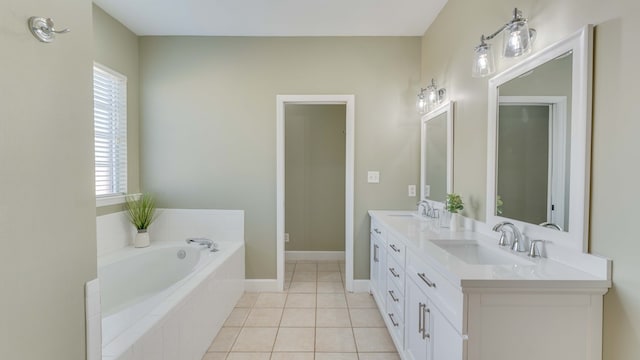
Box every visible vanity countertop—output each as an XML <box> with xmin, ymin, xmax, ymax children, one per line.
<box><xmin>369</xmin><ymin>210</ymin><xmax>611</xmax><ymax>290</ymax></box>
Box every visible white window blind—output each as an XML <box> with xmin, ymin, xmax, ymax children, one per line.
<box><xmin>94</xmin><ymin>63</ymin><xmax>127</xmax><ymax>197</ymax></box>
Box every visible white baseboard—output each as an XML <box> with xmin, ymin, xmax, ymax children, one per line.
<box><xmin>352</xmin><ymin>280</ymin><xmax>370</xmax><ymax>293</ymax></box>
<box><xmin>285</xmin><ymin>251</ymin><xmax>345</xmax><ymax>261</ymax></box>
<box><xmin>244</xmin><ymin>279</ymin><xmax>280</xmax><ymax>292</ymax></box>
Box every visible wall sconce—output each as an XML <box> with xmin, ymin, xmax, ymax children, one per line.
<box><xmin>416</xmin><ymin>79</ymin><xmax>446</xmax><ymax>114</ymax></box>
<box><xmin>472</xmin><ymin>8</ymin><xmax>536</xmax><ymax>78</ymax></box>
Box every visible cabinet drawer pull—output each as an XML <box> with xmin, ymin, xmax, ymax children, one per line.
<box><xmin>388</xmin><ymin>290</ymin><xmax>399</xmax><ymax>302</ymax></box>
<box><xmin>417</xmin><ymin>272</ymin><xmax>436</xmax><ymax>288</ymax></box>
<box><xmin>388</xmin><ymin>313</ymin><xmax>399</xmax><ymax>327</ymax></box>
<box><xmin>374</xmin><ymin>228</ymin><xmax>382</xmax><ymax>234</ymax></box>
<box><xmin>374</xmin><ymin>244</ymin><xmax>379</xmax><ymax>263</ymax></box>
<box><xmin>389</xmin><ymin>267</ymin><xmax>400</xmax><ymax>278</ymax></box>
<box><xmin>389</xmin><ymin>244</ymin><xmax>401</xmax><ymax>253</ymax></box>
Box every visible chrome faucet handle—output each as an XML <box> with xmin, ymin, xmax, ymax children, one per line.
<box><xmin>528</xmin><ymin>240</ymin><xmax>544</xmax><ymax>258</ymax></box>
<box><xmin>497</xmin><ymin>230</ymin><xmax>511</xmax><ymax>246</ymax></box>
<box><xmin>492</xmin><ymin>222</ymin><xmax>511</xmax><ymax>246</ymax></box>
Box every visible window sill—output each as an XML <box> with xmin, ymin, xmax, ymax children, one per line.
<box><xmin>96</xmin><ymin>193</ymin><xmax>140</xmax><ymax>208</ymax></box>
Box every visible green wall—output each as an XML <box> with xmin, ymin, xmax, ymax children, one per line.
<box><xmin>0</xmin><ymin>0</ymin><xmax>96</xmax><ymax>359</ymax></box>
<box><xmin>420</xmin><ymin>0</ymin><xmax>640</xmax><ymax>358</ymax></box>
<box><xmin>139</xmin><ymin>36</ymin><xmax>422</xmax><ymax>279</ymax></box>
<box><xmin>93</xmin><ymin>4</ymin><xmax>141</xmax><ymax>211</ymax></box>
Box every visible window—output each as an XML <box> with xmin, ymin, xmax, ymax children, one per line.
<box><xmin>93</xmin><ymin>63</ymin><xmax>127</xmax><ymax>197</ymax></box>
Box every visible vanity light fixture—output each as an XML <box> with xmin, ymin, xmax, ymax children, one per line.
<box><xmin>472</xmin><ymin>8</ymin><xmax>536</xmax><ymax>78</ymax></box>
<box><xmin>416</xmin><ymin>79</ymin><xmax>446</xmax><ymax>114</ymax></box>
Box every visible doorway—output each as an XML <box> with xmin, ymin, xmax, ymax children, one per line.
<box><xmin>276</xmin><ymin>95</ymin><xmax>355</xmax><ymax>292</ymax></box>
<box><xmin>498</xmin><ymin>96</ymin><xmax>568</xmax><ymax>229</ymax></box>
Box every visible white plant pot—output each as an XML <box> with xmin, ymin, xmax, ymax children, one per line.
<box><xmin>450</xmin><ymin>213</ymin><xmax>462</xmax><ymax>232</ymax></box>
<box><xmin>134</xmin><ymin>230</ymin><xmax>150</xmax><ymax>248</ymax></box>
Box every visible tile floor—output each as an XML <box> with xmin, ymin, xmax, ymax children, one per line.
<box><xmin>203</xmin><ymin>260</ymin><xmax>400</xmax><ymax>360</ymax></box>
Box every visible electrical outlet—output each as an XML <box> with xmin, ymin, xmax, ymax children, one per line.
<box><xmin>408</xmin><ymin>185</ymin><xmax>416</xmax><ymax>197</ymax></box>
<box><xmin>367</xmin><ymin>171</ymin><xmax>380</xmax><ymax>183</ymax></box>
<box><xmin>284</xmin><ymin>233</ymin><xmax>290</xmax><ymax>243</ymax></box>
<box><xmin>424</xmin><ymin>185</ymin><xmax>431</xmax><ymax>197</ymax></box>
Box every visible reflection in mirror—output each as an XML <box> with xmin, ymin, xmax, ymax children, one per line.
<box><xmin>420</xmin><ymin>101</ymin><xmax>453</xmax><ymax>204</ymax></box>
<box><xmin>487</xmin><ymin>25</ymin><xmax>593</xmax><ymax>252</ymax></box>
<box><xmin>496</xmin><ymin>52</ymin><xmax>572</xmax><ymax>231</ymax></box>
<box><xmin>424</xmin><ymin>113</ymin><xmax>447</xmax><ymax>202</ymax></box>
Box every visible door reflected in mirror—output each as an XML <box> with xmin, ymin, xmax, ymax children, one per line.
<box><xmin>424</xmin><ymin>112</ymin><xmax>448</xmax><ymax>202</ymax></box>
<box><xmin>496</xmin><ymin>52</ymin><xmax>572</xmax><ymax>231</ymax></box>
<box><xmin>420</xmin><ymin>101</ymin><xmax>453</xmax><ymax>204</ymax></box>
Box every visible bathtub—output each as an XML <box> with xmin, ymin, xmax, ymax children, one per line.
<box><xmin>99</xmin><ymin>240</ymin><xmax>244</xmax><ymax>360</ymax></box>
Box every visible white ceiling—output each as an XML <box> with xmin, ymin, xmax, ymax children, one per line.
<box><xmin>93</xmin><ymin>0</ymin><xmax>448</xmax><ymax>36</ymax></box>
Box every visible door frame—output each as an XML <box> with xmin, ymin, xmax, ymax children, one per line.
<box><xmin>276</xmin><ymin>95</ymin><xmax>355</xmax><ymax>292</ymax></box>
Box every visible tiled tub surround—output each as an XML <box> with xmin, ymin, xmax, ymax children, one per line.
<box><xmin>204</xmin><ymin>260</ymin><xmax>401</xmax><ymax>360</ymax></box>
<box><xmin>96</xmin><ymin>209</ymin><xmax>245</xmax><ymax>360</ymax></box>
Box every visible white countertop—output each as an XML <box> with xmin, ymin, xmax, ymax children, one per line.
<box><xmin>369</xmin><ymin>210</ymin><xmax>611</xmax><ymax>290</ymax></box>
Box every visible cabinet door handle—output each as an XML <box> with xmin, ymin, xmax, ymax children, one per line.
<box><xmin>388</xmin><ymin>313</ymin><xmax>399</xmax><ymax>327</ymax></box>
<box><xmin>423</xmin><ymin>307</ymin><xmax>431</xmax><ymax>340</ymax></box>
<box><xmin>389</xmin><ymin>244</ymin><xmax>401</xmax><ymax>253</ymax></box>
<box><xmin>374</xmin><ymin>228</ymin><xmax>382</xmax><ymax>234</ymax></box>
<box><xmin>388</xmin><ymin>290</ymin><xmax>399</xmax><ymax>302</ymax></box>
<box><xmin>374</xmin><ymin>244</ymin><xmax>379</xmax><ymax>262</ymax></box>
<box><xmin>417</xmin><ymin>272</ymin><xmax>436</xmax><ymax>288</ymax></box>
<box><xmin>389</xmin><ymin>267</ymin><xmax>400</xmax><ymax>278</ymax></box>
<box><xmin>418</xmin><ymin>302</ymin><xmax>426</xmax><ymax>336</ymax></box>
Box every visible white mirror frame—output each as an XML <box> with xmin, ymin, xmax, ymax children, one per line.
<box><xmin>420</xmin><ymin>101</ymin><xmax>454</xmax><ymax>208</ymax></box>
<box><xmin>486</xmin><ymin>25</ymin><xmax>593</xmax><ymax>253</ymax></box>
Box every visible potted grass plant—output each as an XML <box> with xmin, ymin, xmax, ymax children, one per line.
<box><xmin>125</xmin><ymin>193</ymin><xmax>157</xmax><ymax>248</ymax></box>
<box><xmin>441</xmin><ymin>193</ymin><xmax>464</xmax><ymax>231</ymax></box>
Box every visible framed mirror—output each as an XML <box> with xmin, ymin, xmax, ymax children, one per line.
<box><xmin>420</xmin><ymin>101</ymin><xmax>454</xmax><ymax>208</ymax></box>
<box><xmin>486</xmin><ymin>25</ymin><xmax>593</xmax><ymax>252</ymax></box>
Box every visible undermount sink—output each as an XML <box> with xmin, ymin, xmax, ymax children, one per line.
<box><xmin>387</xmin><ymin>213</ymin><xmax>422</xmax><ymax>219</ymax></box>
<box><xmin>431</xmin><ymin>240</ymin><xmax>532</xmax><ymax>266</ymax></box>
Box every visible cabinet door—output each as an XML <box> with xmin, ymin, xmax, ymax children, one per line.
<box><xmin>405</xmin><ymin>277</ymin><xmax>429</xmax><ymax>360</ymax></box>
<box><xmin>370</xmin><ymin>233</ymin><xmax>387</xmax><ymax>307</ymax></box>
<box><xmin>431</xmin><ymin>304</ymin><xmax>465</xmax><ymax>360</ymax></box>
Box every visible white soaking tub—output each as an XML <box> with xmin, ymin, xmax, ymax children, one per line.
<box><xmin>99</xmin><ymin>240</ymin><xmax>244</xmax><ymax>360</ymax></box>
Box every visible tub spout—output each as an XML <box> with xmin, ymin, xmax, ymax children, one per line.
<box><xmin>186</xmin><ymin>237</ymin><xmax>213</xmax><ymax>248</ymax></box>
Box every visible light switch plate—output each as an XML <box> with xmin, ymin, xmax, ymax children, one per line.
<box><xmin>408</xmin><ymin>185</ymin><xmax>416</xmax><ymax>197</ymax></box>
<box><xmin>367</xmin><ymin>171</ymin><xmax>380</xmax><ymax>183</ymax></box>
<box><xmin>284</xmin><ymin>233</ymin><xmax>290</xmax><ymax>243</ymax></box>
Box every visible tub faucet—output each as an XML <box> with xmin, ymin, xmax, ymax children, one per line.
<box><xmin>492</xmin><ymin>222</ymin><xmax>527</xmax><ymax>252</ymax></box>
<box><xmin>186</xmin><ymin>237</ymin><xmax>213</xmax><ymax>249</ymax></box>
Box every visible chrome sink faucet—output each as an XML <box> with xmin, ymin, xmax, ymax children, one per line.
<box><xmin>417</xmin><ymin>200</ymin><xmax>437</xmax><ymax>218</ymax></box>
<box><xmin>492</xmin><ymin>222</ymin><xmax>527</xmax><ymax>252</ymax></box>
<box><xmin>418</xmin><ymin>200</ymin><xmax>433</xmax><ymax>217</ymax></box>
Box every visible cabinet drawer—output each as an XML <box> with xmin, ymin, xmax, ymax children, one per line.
<box><xmin>370</xmin><ymin>219</ymin><xmax>386</xmax><ymax>241</ymax></box>
<box><xmin>386</xmin><ymin>255</ymin><xmax>405</xmax><ymax>295</ymax></box>
<box><xmin>386</xmin><ymin>232</ymin><xmax>406</xmax><ymax>265</ymax></box>
<box><xmin>386</xmin><ymin>277</ymin><xmax>404</xmax><ymax>323</ymax></box>
<box><xmin>407</xmin><ymin>253</ymin><xmax>464</xmax><ymax>334</ymax></box>
<box><xmin>385</xmin><ymin>298</ymin><xmax>404</xmax><ymax>346</ymax></box>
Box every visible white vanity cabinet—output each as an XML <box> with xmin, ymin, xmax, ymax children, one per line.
<box><xmin>369</xmin><ymin>211</ymin><xmax>610</xmax><ymax>360</ymax></box>
<box><xmin>405</xmin><ymin>261</ymin><xmax>465</xmax><ymax>360</ymax></box>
